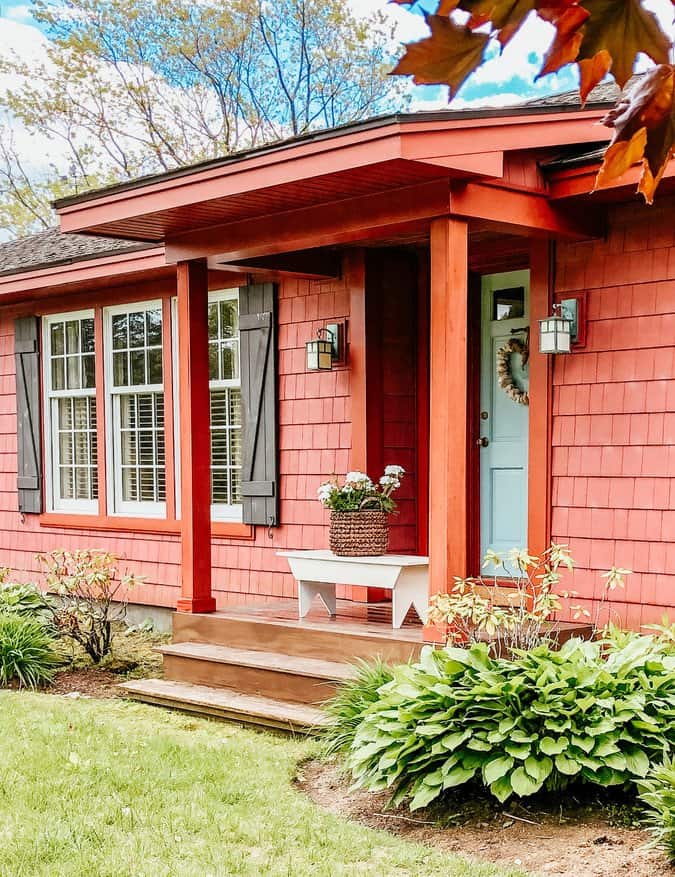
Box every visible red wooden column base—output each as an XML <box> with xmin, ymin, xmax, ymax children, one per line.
<box><xmin>424</xmin><ymin>217</ymin><xmax>470</xmax><ymax>643</ymax></box>
<box><xmin>176</xmin><ymin>258</ymin><xmax>216</xmax><ymax>614</ymax></box>
<box><xmin>176</xmin><ymin>596</ymin><xmax>217</xmax><ymax>614</ymax></box>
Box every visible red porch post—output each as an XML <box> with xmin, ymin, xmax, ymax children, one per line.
<box><xmin>427</xmin><ymin>218</ymin><xmax>469</xmax><ymax>637</ymax></box>
<box><xmin>176</xmin><ymin>259</ymin><xmax>216</xmax><ymax>613</ymax></box>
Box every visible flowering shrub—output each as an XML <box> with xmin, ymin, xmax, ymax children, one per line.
<box><xmin>317</xmin><ymin>466</ymin><xmax>405</xmax><ymax>513</ymax></box>
<box><xmin>38</xmin><ymin>550</ymin><xmax>140</xmax><ymax>664</ymax></box>
<box><xmin>427</xmin><ymin>543</ymin><xmax>632</xmax><ymax>652</ymax></box>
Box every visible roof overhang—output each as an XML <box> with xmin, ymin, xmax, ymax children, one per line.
<box><xmin>0</xmin><ymin>246</ymin><xmax>167</xmax><ymax>303</ymax></box>
<box><xmin>548</xmin><ymin>156</ymin><xmax>675</xmax><ymax>201</ymax></box>
<box><xmin>54</xmin><ymin>108</ymin><xmax>611</xmax><ymax>247</ymax></box>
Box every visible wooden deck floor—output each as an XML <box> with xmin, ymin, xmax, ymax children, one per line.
<box><xmin>211</xmin><ymin>598</ymin><xmax>425</xmax><ymax>642</ymax></box>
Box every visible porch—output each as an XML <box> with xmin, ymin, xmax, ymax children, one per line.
<box><xmin>50</xmin><ymin>107</ymin><xmax>607</xmax><ymax>726</ymax></box>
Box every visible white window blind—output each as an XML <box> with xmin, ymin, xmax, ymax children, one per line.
<box><xmin>208</xmin><ymin>291</ymin><xmax>242</xmax><ymax>521</ymax></box>
<box><xmin>43</xmin><ymin>312</ymin><xmax>98</xmax><ymax>513</ymax></box>
<box><xmin>105</xmin><ymin>302</ymin><xmax>166</xmax><ymax>517</ymax></box>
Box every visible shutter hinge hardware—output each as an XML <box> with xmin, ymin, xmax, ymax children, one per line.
<box><xmin>267</xmin><ymin>516</ymin><xmax>275</xmax><ymax>540</ymax></box>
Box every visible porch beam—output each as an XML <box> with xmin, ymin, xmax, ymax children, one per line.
<box><xmin>176</xmin><ymin>258</ymin><xmax>216</xmax><ymax>614</ymax></box>
<box><xmin>428</xmin><ymin>217</ymin><xmax>470</xmax><ymax>622</ymax></box>
<box><xmin>165</xmin><ymin>181</ymin><xmax>451</xmax><ymax>264</ymax></box>
<box><xmin>450</xmin><ymin>182</ymin><xmax>604</xmax><ymax>240</ymax></box>
<box><xmin>213</xmin><ymin>248</ymin><xmax>342</xmax><ymax>280</ymax></box>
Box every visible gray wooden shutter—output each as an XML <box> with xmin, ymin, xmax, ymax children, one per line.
<box><xmin>14</xmin><ymin>316</ymin><xmax>43</xmax><ymax>514</ymax></box>
<box><xmin>239</xmin><ymin>282</ymin><xmax>279</xmax><ymax>526</ymax></box>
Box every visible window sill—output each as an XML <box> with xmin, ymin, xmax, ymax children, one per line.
<box><xmin>39</xmin><ymin>514</ymin><xmax>254</xmax><ymax>540</ymax></box>
<box><xmin>212</xmin><ymin>521</ymin><xmax>255</xmax><ymax>540</ymax></box>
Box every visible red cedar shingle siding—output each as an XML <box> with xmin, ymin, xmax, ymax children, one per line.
<box><xmin>552</xmin><ymin>196</ymin><xmax>675</xmax><ymax>629</ymax></box>
<box><xmin>0</xmin><ymin>273</ymin><xmax>352</xmax><ymax>609</ymax></box>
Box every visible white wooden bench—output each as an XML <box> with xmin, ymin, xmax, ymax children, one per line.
<box><xmin>277</xmin><ymin>549</ymin><xmax>430</xmax><ymax>629</ymax></box>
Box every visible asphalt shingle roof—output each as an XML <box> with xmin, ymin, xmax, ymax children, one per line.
<box><xmin>0</xmin><ymin>227</ymin><xmax>153</xmax><ymax>277</ymax></box>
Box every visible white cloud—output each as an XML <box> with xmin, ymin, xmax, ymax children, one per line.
<box><xmin>4</xmin><ymin>5</ymin><xmax>34</xmax><ymax>24</ymax></box>
<box><xmin>0</xmin><ymin>20</ymin><xmax>68</xmax><ymax>175</ymax></box>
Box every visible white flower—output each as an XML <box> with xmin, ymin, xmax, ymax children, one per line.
<box><xmin>344</xmin><ymin>471</ymin><xmax>373</xmax><ymax>489</ymax></box>
<box><xmin>379</xmin><ymin>475</ymin><xmax>400</xmax><ymax>488</ymax></box>
<box><xmin>384</xmin><ymin>465</ymin><xmax>405</xmax><ymax>477</ymax></box>
<box><xmin>317</xmin><ymin>483</ymin><xmax>334</xmax><ymax>506</ymax></box>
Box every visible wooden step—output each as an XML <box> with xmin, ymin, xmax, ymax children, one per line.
<box><xmin>158</xmin><ymin>642</ymin><xmax>356</xmax><ymax>705</ymax></box>
<box><xmin>173</xmin><ymin>611</ymin><xmax>424</xmax><ymax>664</ymax></box>
<box><xmin>119</xmin><ymin>678</ymin><xmax>327</xmax><ymax>735</ymax></box>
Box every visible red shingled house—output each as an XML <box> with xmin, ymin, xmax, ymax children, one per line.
<box><xmin>0</xmin><ymin>84</ymin><xmax>674</xmax><ymax>727</ymax></box>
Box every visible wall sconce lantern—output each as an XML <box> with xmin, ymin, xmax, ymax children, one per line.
<box><xmin>306</xmin><ymin>326</ymin><xmax>337</xmax><ymax>371</ymax></box>
<box><xmin>539</xmin><ymin>300</ymin><xmax>578</xmax><ymax>355</ymax></box>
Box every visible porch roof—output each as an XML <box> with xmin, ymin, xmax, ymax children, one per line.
<box><xmin>53</xmin><ymin>92</ymin><xmax>615</xmax><ymax>248</ymax></box>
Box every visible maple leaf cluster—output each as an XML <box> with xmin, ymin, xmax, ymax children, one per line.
<box><xmin>391</xmin><ymin>1</ymin><xmax>675</xmax><ymax>203</ymax></box>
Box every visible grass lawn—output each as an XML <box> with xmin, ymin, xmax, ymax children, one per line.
<box><xmin>0</xmin><ymin>692</ymin><xmax>522</xmax><ymax>877</ymax></box>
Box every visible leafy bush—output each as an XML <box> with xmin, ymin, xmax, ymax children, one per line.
<box><xmin>640</xmin><ymin>760</ymin><xmax>675</xmax><ymax>863</ymax></box>
<box><xmin>346</xmin><ymin>634</ymin><xmax>675</xmax><ymax>810</ymax></box>
<box><xmin>428</xmin><ymin>543</ymin><xmax>632</xmax><ymax>652</ymax></box>
<box><xmin>0</xmin><ymin>579</ymin><xmax>50</xmax><ymax>620</ymax></box>
<box><xmin>38</xmin><ymin>550</ymin><xmax>139</xmax><ymax>664</ymax></box>
<box><xmin>322</xmin><ymin>658</ymin><xmax>394</xmax><ymax>755</ymax></box>
<box><xmin>0</xmin><ymin>614</ymin><xmax>60</xmax><ymax>688</ymax></box>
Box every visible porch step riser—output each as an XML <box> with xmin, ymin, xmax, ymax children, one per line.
<box><xmin>120</xmin><ymin>679</ymin><xmax>326</xmax><ymax>735</ymax></box>
<box><xmin>172</xmin><ymin>614</ymin><xmax>424</xmax><ymax>664</ymax></box>
<box><xmin>123</xmin><ymin>691</ymin><xmax>319</xmax><ymax>735</ymax></box>
<box><xmin>162</xmin><ymin>654</ymin><xmax>340</xmax><ymax>705</ymax></box>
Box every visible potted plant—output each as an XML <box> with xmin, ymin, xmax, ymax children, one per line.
<box><xmin>317</xmin><ymin>467</ymin><xmax>405</xmax><ymax>556</ymax></box>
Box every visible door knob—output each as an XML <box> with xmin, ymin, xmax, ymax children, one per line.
<box><xmin>476</xmin><ymin>436</ymin><xmax>489</xmax><ymax>448</ymax></box>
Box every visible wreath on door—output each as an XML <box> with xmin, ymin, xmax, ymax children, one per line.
<box><xmin>496</xmin><ymin>338</ymin><xmax>529</xmax><ymax>406</ymax></box>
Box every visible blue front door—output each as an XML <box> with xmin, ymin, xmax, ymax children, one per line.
<box><xmin>479</xmin><ymin>271</ymin><xmax>530</xmax><ymax>574</ymax></box>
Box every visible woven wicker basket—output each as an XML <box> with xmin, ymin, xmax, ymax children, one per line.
<box><xmin>329</xmin><ymin>510</ymin><xmax>389</xmax><ymax>557</ymax></box>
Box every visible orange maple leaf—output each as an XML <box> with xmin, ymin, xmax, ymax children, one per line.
<box><xmin>538</xmin><ymin>5</ymin><xmax>590</xmax><ymax>79</ymax></box>
<box><xmin>576</xmin><ymin>0</ymin><xmax>671</xmax><ymax>92</ymax></box>
<box><xmin>595</xmin><ymin>65</ymin><xmax>675</xmax><ymax>204</ymax></box>
<box><xmin>391</xmin><ymin>15</ymin><xmax>489</xmax><ymax>98</ymax></box>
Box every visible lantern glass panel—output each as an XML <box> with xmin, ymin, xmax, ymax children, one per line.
<box><xmin>318</xmin><ymin>339</ymin><xmax>333</xmax><ymax>369</ymax></box>
<box><xmin>306</xmin><ymin>340</ymin><xmax>319</xmax><ymax>371</ymax></box>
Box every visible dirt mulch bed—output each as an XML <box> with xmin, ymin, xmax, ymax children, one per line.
<box><xmin>50</xmin><ymin>668</ymin><xmax>125</xmax><ymax>699</ymax></box>
<box><xmin>296</xmin><ymin>759</ymin><xmax>671</xmax><ymax>877</ymax></box>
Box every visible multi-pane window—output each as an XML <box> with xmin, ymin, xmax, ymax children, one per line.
<box><xmin>208</xmin><ymin>291</ymin><xmax>242</xmax><ymax>519</ymax></box>
<box><xmin>44</xmin><ymin>312</ymin><xmax>98</xmax><ymax>512</ymax></box>
<box><xmin>106</xmin><ymin>302</ymin><xmax>166</xmax><ymax>515</ymax></box>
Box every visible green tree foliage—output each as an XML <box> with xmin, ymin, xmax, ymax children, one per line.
<box><xmin>0</xmin><ymin>0</ymin><xmax>408</xmax><ymax>233</ymax></box>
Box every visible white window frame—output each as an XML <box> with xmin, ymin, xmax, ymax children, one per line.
<box><xmin>104</xmin><ymin>300</ymin><xmax>167</xmax><ymax>518</ymax></box>
<box><xmin>42</xmin><ymin>309</ymin><xmax>98</xmax><ymax>514</ymax></box>
<box><xmin>209</xmin><ymin>289</ymin><xmax>243</xmax><ymax>523</ymax></box>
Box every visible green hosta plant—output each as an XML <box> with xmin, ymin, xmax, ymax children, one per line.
<box><xmin>0</xmin><ymin>614</ymin><xmax>60</xmax><ymax>688</ymax></box>
<box><xmin>347</xmin><ymin>633</ymin><xmax>675</xmax><ymax>810</ymax></box>
<box><xmin>0</xmin><ymin>575</ymin><xmax>51</xmax><ymax>621</ymax></box>
<box><xmin>640</xmin><ymin>759</ymin><xmax>675</xmax><ymax>864</ymax></box>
